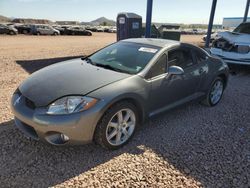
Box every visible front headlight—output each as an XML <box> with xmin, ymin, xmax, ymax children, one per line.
<box><xmin>47</xmin><ymin>96</ymin><xmax>98</xmax><ymax>115</ymax></box>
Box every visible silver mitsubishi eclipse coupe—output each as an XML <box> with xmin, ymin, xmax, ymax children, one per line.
<box><xmin>11</xmin><ymin>38</ymin><xmax>229</xmax><ymax>149</ymax></box>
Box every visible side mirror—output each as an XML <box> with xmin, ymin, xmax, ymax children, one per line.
<box><xmin>168</xmin><ymin>66</ymin><xmax>184</xmax><ymax>75</ymax></box>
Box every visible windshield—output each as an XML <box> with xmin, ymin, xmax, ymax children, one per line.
<box><xmin>233</xmin><ymin>23</ymin><xmax>250</xmax><ymax>34</ymax></box>
<box><xmin>88</xmin><ymin>41</ymin><xmax>160</xmax><ymax>74</ymax></box>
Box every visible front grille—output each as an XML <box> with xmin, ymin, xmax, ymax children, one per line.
<box><xmin>24</xmin><ymin>97</ymin><xmax>36</xmax><ymax>109</ymax></box>
<box><xmin>16</xmin><ymin>89</ymin><xmax>36</xmax><ymax>109</ymax></box>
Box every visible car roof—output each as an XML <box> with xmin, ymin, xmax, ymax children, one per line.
<box><xmin>122</xmin><ymin>38</ymin><xmax>180</xmax><ymax>48</ymax></box>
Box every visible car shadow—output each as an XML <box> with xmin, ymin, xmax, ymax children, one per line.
<box><xmin>16</xmin><ymin>56</ymin><xmax>84</xmax><ymax>74</ymax></box>
<box><xmin>0</xmin><ymin>120</ymin><xmax>144</xmax><ymax>187</ymax></box>
<box><xmin>229</xmin><ymin>64</ymin><xmax>250</xmax><ymax>76</ymax></box>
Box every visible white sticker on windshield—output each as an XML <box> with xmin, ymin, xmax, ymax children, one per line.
<box><xmin>139</xmin><ymin>47</ymin><xmax>158</xmax><ymax>53</ymax></box>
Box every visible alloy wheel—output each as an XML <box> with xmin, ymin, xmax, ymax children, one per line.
<box><xmin>106</xmin><ymin>108</ymin><xmax>136</xmax><ymax>146</ymax></box>
<box><xmin>210</xmin><ymin>80</ymin><xmax>223</xmax><ymax>105</ymax></box>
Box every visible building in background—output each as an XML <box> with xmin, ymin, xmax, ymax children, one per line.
<box><xmin>222</xmin><ymin>17</ymin><xmax>250</xmax><ymax>29</ymax></box>
<box><xmin>12</xmin><ymin>18</ymin><xmax>52</xmax><ymax>24</ymax></box>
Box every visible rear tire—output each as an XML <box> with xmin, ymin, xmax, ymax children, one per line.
<box><xmin>94</xmin><ymin>101</ymin><xmax>138</xmax><ymax>150</ymax></box>
<box><xmin>201</xmin><ymin>77</ymin><xmax>224</xmax><ymax>107</ymax></box>
<box><xmin>9</xmin><ymin>31</ymin><xmax>15</xmax><ymax>35</ymax></box>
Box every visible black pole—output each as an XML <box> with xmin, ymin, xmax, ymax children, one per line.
<box><xmin>243</xmin><ymin>0</ymin><xmax>250</xmax><ymax>22</ymax></box>
<box><xmin>205</xmin><ymin>0</ymin><xmax>217</xmax><ymax>48</ymax></box>
<box><xmin>145</xmin><ymin>0</ymin><xmax>153</xmax><ymax>38</ymax></box>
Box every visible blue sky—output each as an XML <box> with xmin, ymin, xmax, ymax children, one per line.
<box><xmin>0</xmin><ymin>0</ymin><xmax>248</xmax><ymax>24</ymax></box>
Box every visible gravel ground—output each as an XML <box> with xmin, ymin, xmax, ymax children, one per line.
<box><xmin>0</xmin><ymin>34</ymin><xmax>249</xmax><ymax>187</ymax></box>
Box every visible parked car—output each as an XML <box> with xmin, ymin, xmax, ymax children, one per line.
<box><xmin>15</xmin><ymin>24</ymin><xmax>32</xmax><ymax>34</ymax></box>
<box><xmin>0</xmin><ymin>24</ymin><xmax>18</xmax><ymax>35</ymax></box>
<box><xmin>52</xmin><ymin>25</ymin><xmax>66</xmax><ymax>35</ymax></box>
<box><xmin>210</xmin><ymin>22</ymin><xmax>250</xmax><ymax>65</ymax></box>
<box><xmin>103</xmin><ymin>27</ymin><xmax>110</xmax><ymax>32</ymax></box>
<box><xmin>96</xmin><ymin>27</ymin><xmax>104</xmax><ymax>32</ymax></box>
<box><xmin>65</xmin><ymin>26</ymin><xmax>92</xmax><ymax>36</ymax></box>
<box><xmin>31</xmin><ymin>24</ymin><xmax>60</xmax><ymax>35</ymax></box>
<box><xmin>88</xmin><ymin>27</ymin><xmax>98</xmax><ymax>32</ymax></box>
<box><xmin>109</xmin><ymin>27</ymin><xmax>117</xmax><ymax>33</ymax></box>
<box><xmin>11</xmin><ymin>38</ymin><xmax>229</xmax><ymax>149</ymax></box>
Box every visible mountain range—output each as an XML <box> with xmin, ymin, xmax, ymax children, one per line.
<box><xmin>81</xmin><ymin>17</ymin><xmax>116</xmax><ymax>26</ymax></box>
<box><xmin>0</xmin><ymin>15</ymin><xmax>116</xmax><ymax>26</ymax></box>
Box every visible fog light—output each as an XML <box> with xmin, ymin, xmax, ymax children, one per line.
<box><xmin>45</xmin><ymin>132</ymin><xmax>70</xmax><ymax>145</ymax></box>
<box><xmin>60</xmin><ymin>134</ymin><xmax>69</xmax><ymax>142</ymax></box>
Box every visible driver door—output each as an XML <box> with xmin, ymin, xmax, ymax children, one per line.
<box><xmin>148</xmin><ymin>46</ymin><xmax>202</xmax><ymax>115</ymax></box>
<box><xmin>147</xmin><ymin>53</ymin><xmax>180</xmax><ymax>113</ymax></box>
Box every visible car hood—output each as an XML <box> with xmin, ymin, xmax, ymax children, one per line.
<box><xmin>19</xmin><ymin>58</ymin><xmax>130</xmax><ymax>106</ymax></box>
<box><xmin>217</xmin><ymin>31</ymin><xmax>250</xmax><ymax>44</ymax></box>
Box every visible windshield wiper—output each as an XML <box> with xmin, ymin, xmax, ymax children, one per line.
<box><xmin>95</xmin><ymin>63</ymin><xmax>129</xmax><ymax>74</ymax></box>
<box><xmin>82</xmin><ymin>57</ymin><xmax>130</xmax><ymax>74</ymax></box>
<box><xmin>83</xmin><ymin>57</ymin><xmax>95</xmax><ymax>64</ymax></box>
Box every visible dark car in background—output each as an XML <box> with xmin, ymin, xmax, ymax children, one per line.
<box><xmin>11</xmin><ymin>38</ymin><xmax>229</xmax><ymax>150</ymax></box>
<box><xmin>87</xmin><ymin>27</ymin><xmax>98</xmax><ymax>32</ymax></box>
<box><xmin>0</xmin><ymin>24</ymin><xmax>18</xmax><ymax>35</ymax></box>
<box><xmin>65</xmin><ymin>26</ymin><xmax>92</xmax><ymax>36</ymax></box>
<box><xmin>15</xmin><ymin>24</ymin><xmax>32</xmax><ymax>34</ymax></box>
<box><xmin>52</xmin><ymin>25</ymin><xmax>67</xmax><ymax>35</ymax></box>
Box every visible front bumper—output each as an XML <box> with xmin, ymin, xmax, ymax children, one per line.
<box><xmin>218</xmin><ymin>58</ymin><xmax>250</xmax><ymax>65</ymax></box>
<box><xmin>210</xmin><ymin>48</ymin><xmax>250</xmax><ymax>65</ymax></box>
<box><xmin>11</xmin><ymin>92</ymin><xmax>104</xmax><ymax>145</ymax></box>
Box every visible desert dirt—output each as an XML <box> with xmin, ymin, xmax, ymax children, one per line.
<box><xmin>0</xmin><ymin>33</ymin><xmax>249</xmax><ymax>187</ymax></box>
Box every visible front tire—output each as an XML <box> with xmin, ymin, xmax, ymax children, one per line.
<box><xmin>94</xmin><ymin>102</ymin><xmax>138</xmax><ymax>150</ymax></box>
<box><xmin>202</xmin><ymin>77</ymin><xmax>224</xmax><ymax>107</ymax></box>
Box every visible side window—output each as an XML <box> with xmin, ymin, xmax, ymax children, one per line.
<box><xmin>147</xmin><ymin>54</ymin><xmax>167</xmax><ymax>79</ymax></box>
<box><xmin>194</xmin><ymin>49</ymin><xmax>207</xmax><ymax>63</ymax></box>
<box><xmin>168</xmin><ymin>48</ymin><xmax>195</xmax><ymax>69</ymax></box>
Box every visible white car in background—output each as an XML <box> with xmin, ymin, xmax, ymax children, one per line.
<box><xmin>32</xmin><ymin>24</ymin><xmax>60</xmax><ymax>35</ymax></box>
<box><xmin>210</xmin><ymin>22</ymin><xmax>250</xmax><ymax>65</ymax></box>
<box><xmin>203</xmin><ymin>32</ymin><xmax>219</xmax><ymax>43</ymax></box>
